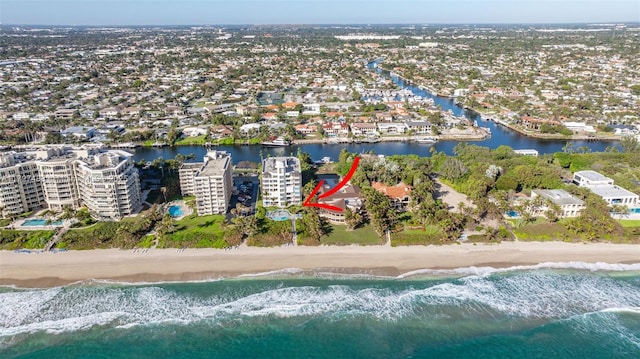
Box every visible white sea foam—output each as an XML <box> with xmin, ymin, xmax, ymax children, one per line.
<box><xmin>1</xmin><ymin>269</ymin><xmax>640</xmax><ymax>342</ymax></box>
<box><xmin>396</xmin><ymin>261</ymin><xmax>640</xmax><ymax>279</ymax></box>
<box><xmin>237</xmin><ymin>267</ymin><xmax>305</xmax><ymax>278</ymax></box>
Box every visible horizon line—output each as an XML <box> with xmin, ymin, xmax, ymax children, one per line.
<box><xmin>2</xmin><ymin>21</ymin><xmax>639</xmax><ymax>27</ymax></box>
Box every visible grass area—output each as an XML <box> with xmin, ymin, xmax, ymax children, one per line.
<box><xmin>619</xmin><ymin>220</ymin><xmax>640</xmax><ymax>228</ymax></box>
<box><xmin>142</xmin><ymin>139</ymin><xmax>155</xmax><ymax>147</ymax></box>
<box><xmin>60</xmin><ymin>222</ymin><xmax>122</xmax><ymax>249</ymax></box>
<box><xmin>320</xmin><ymin>225</ymin><xmax>384</xmax><ymax>246</ymax></box>
<box><xmin>163</xmin><ymin>214</ymin><xmax>228</xmax><ymax>248</ymax></box>
<box><xmin>513</xmin><ymin>222</ymin><xmax>579</xmax><ymax>242</ymax></box>
<box><xmin>391</xmin><ymin>225</ymin><xmax>443</xmax><ymax>246</ymax></box>
<box><xmin>0</xmin><ymin>230</ymin><xmax>55</xmax><ymax>250</ymax></box>
<box><xmin>0</xmin><ymin>218</ymin><xmax>11</xmax><ymax>227</ymax></box>
<box><xmin>215</xmin><ymin>137</ymin><xmax>235</xmax><ymax>145</ymax></box>
<box><xmin>175</xmin><ymin>135</ymin><xmax>207</xmax><ymax>146</ymax></box>
<box><xmin>138</xmin><ymin>234</ymin><xmax>156</xmax><ymax>248</ymax></box>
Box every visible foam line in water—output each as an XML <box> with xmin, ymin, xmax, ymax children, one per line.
<box><xmin>396</xmin><ymin>261</ymin><xmax>640</xmax><ymax>278</ymax></box>
<box><xmin>2</xmin><ymin>270</ymin><xmax>640</xmax><ymax>343</ymax></box>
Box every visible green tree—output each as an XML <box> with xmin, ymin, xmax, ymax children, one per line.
<box><xmin>344</xmin><ymin>207</ymin><xmax>363</xmax><ymax>231</ymax></box>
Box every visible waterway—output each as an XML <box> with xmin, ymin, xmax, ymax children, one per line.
<box><xmin>131</xmin><ymin>62</ymin><xmax>617</xmax><ymax>164</ymax></box>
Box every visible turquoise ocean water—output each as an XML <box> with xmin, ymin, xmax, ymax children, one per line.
<box><xmin>2</xmin><ymin>263</ymin><xmax>640</xmax><ymax>358</ymax></box>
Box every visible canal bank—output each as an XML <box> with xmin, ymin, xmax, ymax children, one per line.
<box><xmin>373</xmin><ymin>61</ymin><xmax>620</xmax><ymax>143</ymax></box>
<box><xmin>129</xmin><ymin>62</ymin><xmax>619</xmax><ymax>164</ymax></box>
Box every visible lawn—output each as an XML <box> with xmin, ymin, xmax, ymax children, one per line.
<box><xmin>391</xmin><ymin>225</ymin><xmax>443</xmax><ymax>246</ymax></box>
<box><xmin>320</xmin><ymin>225</ymin><xmax>384</xmax><ymax>246</ymax></box>
<box><xmin>513</xmin><ymin>222</ymin><xmax>579</xmax><ymax>242</ymax></box>
<box><xmin>619</xmin><ymin>220</ymin><xmax>640</xmax><ymax>228</ymax></box>
<box><xmin>175</xmin><ymin>135</ymin><xmax>207</xmax><ymax>146</ymax></box>
<box><xmin>165</xmin><ymin>214</ymin><xmax>228</xmax><ymax>248</ymax></box>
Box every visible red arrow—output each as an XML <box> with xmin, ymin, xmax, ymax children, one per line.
<box><xmin>303</xmin><ymin>156</ymin><xmax>360</xmax><ymax>212</ymax></box>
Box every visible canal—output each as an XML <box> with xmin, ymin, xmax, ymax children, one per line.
<box><xmin>131</xmin><ymin>61</ymin><xmax>617</xmax><ymax>164</ymax></box>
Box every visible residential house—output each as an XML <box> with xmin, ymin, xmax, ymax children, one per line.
<box><xmin>405</xmin><ymin>121</ymin><xmax>432</xmax><ymax>134</ymax></box>
<box><xmin>61</xmin><ymin>126</ymin><xmax>96</xmax><ymax>139</ymax></box>
<box><xmin>322</xmin><ymin>122</ymin><xmax>350</xmax><ymax>137</ymax></box>
<box><xmin>294</xmin><ymin>124</ymin><xmax>317</xmax><ymax>136</ymax></box>
<box><xmin>316</xmin><ymin>175</ymin><xmax>364</xmax><ymax>224</ymax></box>
<box><xmin>372</xmin><ymin>181</ymin><xmax>413</xmax><ymax>211</ymax></box>
<box><xmin>182</xmin><ymin>127</ymin><xmax>208</xmax><ymax>137</ymax></box>
<box><xmin>350</xmin><ymin>123</ymin><xmax>378</xmax><ymax>137</ymax></box>
<box><xmin>376</xmin><ymin>122</ymin><xmax>406</xmax><ymax>135</ymax></box>
<box><xmin>574</xmin><ymin>170</ymin><xmax>639</xmax><ymax>208</ymax></box>
<box><xmin>530</xmin><ymin>189</ymin><xmax>585</xmax><ymax>218</ymax></box>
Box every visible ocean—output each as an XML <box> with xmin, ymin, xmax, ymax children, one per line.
<box><xmin>2</xmin><ymin>263</ymin><xmax>640</xmax><ymax>358</ymax></box>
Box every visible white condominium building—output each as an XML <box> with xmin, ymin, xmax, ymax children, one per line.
<box><xmin>178</xmin><ymin>162</ymin><xmax>203</xmax><ymax>196</ymax></box>
<box><xmin>37</xmin><ymin>155</ymin><xmax>80</xmax><ymax>211</ymax></box>
<box><xmin>0</xmin><ymin>152</ymin><xmax>45</xmax><ymax>216</ymax></box>
<box><xmin>179</xmin><ymin>151</ymin><xmax>232</xmax><ymax>215</ymax></box>
<box><xmin>0</xmin><ymin>145</ymin><xmax>142</xmax><ymax>220</ymax></box>
<box><xmin>75</xmin><ymin>150</ymin><xmax>142</xmax><ymax>220</ymax></box>
<box><xmin>261</xmin><ymin>157</ymin><xmax>302</xmax><ymax>208</ymax></box>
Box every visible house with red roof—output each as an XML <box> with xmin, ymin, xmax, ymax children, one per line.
<box><xmin>371</xmin><ymin>181</ymin><xmax>413</xmax><ymax>211</ymax></box>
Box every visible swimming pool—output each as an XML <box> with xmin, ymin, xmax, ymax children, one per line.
<box><xmin>168</xmin><ymin>205</ymin><xmax>184</xmax><ymax>217</ymax></box>
<box><xmin>506</xmin><ymin>210</ymin><xmax>520</xmax><ymax>218</ymax></box>
<box><xmin>22</xmin><ymin>219</ymin><xmax>63</xmax><ymax>227</ymax></box>
<box><xmin>630</xmin><ymin>208</ymin><xmax>640</xmax><ymax>214</ymax></box>
<box><xmin>267</xmin><ymin>210</ymin><xmax>291</xmax><ymax>221</ymax></box>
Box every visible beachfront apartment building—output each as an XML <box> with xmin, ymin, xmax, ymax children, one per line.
<box><xmin>573</xmin><ymin>170</ymin><xmax>639</xmax><ymax>208</ymax></box>
<box><xmin>37</xmin><ymin>154</ymin><xmax>81</xmax><ymax>211</ymax></box>
<box><xmin>0</xmin><ymin>153</ymin><xmax>45</xmax><ymax>216</ymax></box>
<box><xmin>75</xmin><ymin>151</ymin><xmax>142</xmax><ymax>220</ymax></box>
<box><xmin>0</xmin><ymin>146</ymin><xmax>142</xmax><ymax>220</ymax></box>
<box><xmin>179</xmin><ymin>151</ymin><xmax>232</xmax><ymax>215</ymax></box>
<box><xmin>261</xmin><ymin>157</ymin><xmax>302</xmax><ymax>208</ymax></box>
<box><xmin>178</xmin><ymin>163</ymin><xmax>203</xmax><ymax>196</ymax></box>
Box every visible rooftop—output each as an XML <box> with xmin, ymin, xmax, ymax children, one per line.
<box><xmin>196</xmin><ymin>156</ymin><xmax>230</xmax><ymax>177</ymax></box>
<box><xmin>574</xmin><ymin>170</ymin><xmax>612</xmax><ymax>182</ymax></box>
<box><xmin>532</xmin><ymin>189</ymin><xmax>584</xmax><ymax>206</ymax></box>
<box><xmin>589</xmin><ymin>185</ymin><xmax>639</xmax><ymax>199</ymax></box>
<box><xmin>372</xmin><ymin>181</ymin><xmax>413</xmax><ymax>200</ymax></box>
<box><xmin>262</xmin><ymin>157</ymin><xmax>301</xmax><ymax>174</ymax></box>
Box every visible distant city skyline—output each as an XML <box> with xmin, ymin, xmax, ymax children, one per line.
<box><xmin>1</xmin><ymin>0</ymin><xmax>639</xmax><ymax>26</ymax></box>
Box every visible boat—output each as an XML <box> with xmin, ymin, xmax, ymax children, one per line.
<box><xmin>261</xmin><ymin>137</ymin><xmax>291</xmax><ymax>147</ymax></box>
<box><xmin>415</xmin><ymin>136</ymin><xmax>439</xmax><ymax>144</ymax></box>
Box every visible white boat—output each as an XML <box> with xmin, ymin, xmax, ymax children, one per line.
<box><xmin>415</xmin><ymin>136</ymin><xmax>439</xmax><ymax>144</ymax></box>
<box><xmin>261</xmin><ymin>137</ymin><xmax>291</xmax><ymax>147</ymax></box>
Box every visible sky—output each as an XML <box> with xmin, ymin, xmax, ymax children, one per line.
<box><xmin>1</xmin><ymin>0</ymin><xmax>639</xmax><ymax>25</ymax></box>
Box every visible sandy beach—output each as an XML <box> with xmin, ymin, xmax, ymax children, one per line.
<box><xmin>1</xmin><ymin>242</ymin><xmax>639</xmax><ymax>287</ymax></box>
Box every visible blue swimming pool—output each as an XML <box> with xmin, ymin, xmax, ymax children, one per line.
<box><xmin>506</xmin><ymin>210</ymin><xmax>520</xmax><ymax>218</ymax></box>
<box><xmin>168</xmin><ymin>205</ymin><xmax>184</xmax><ymax>217</ymax></box>
<box><xmin>22</xmin><ymin>219</ymin><xmax>63</xmax><ymax>227</ymax></box>
<box><xmin>630</xmin><ymin>208</ymin><xmax>640</xmax><ymax>214</ymax></box>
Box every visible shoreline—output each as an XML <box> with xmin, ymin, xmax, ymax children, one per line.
<box><xmin>1</xmin><ymin>241</ymin><xmax>639</xmax><ymax>288</ymax></box>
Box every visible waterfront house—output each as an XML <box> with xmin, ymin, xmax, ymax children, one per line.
<box><xmin>376</xmin><ymin>122</ymin><xmax>406</xmax><ymax>135</ymax></box>
<box><xmin>316</xmin><ymin>175</ymin><xmax>364</xmax><ymax>224</ymax></box>
<box><xmin>574</xmin><ymin>170</ymin><xmax>639</xmax><ymax>208</ymax></box>
<box><xmin>372</xmin><ymin>181</ymin><xmax>413</xmax><ymax>211</ymax></box>
<box><xmin>530</xmin><ymin>189</ymin><xmax>585</xmax><ymax>218</ymax></box>
<box><xmin>405</xmin><ymin>120</ymin><xmax>432</xmax><ymax>134</ymax></box>
<box><xmin>322</xmin><ymin>122</ymin><xmax>350</xmax><ymax>137</ymax></box>
<box><xmin>294</xmin><ymin>124</ymin><xmax>317</xmax><ymax>136</ymax></box>
<box><xmin>350</xmin><ymin>123</ymin><xmax>378</xmax><ymax>137</ymax></box>
<box><xmin>61</xmin><ymin>126</ymin><xmax>95</xmax><ymax>139</ymax></box>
